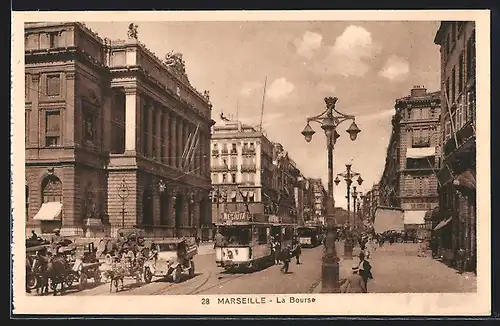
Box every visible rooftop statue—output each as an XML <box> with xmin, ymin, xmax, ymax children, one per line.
<box><xmin>164</xmin><ymin>51</ymin><xmax>186</xmax><ymax>75</ymax></box>
<box><xmin>127</xmin><ymin>23</ymin><xmax>139</xmax><ymax>39</ymax></box>
<box><xmin>203</xmin><ymin>90</ymin><xmax>210</xmax><ymax>102</ymax></box>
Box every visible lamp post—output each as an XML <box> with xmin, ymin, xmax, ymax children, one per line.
<box><xmin>334</xmin><ymin>166</ymin><xmax>363</xmax><ymax>258</ymax></box>
<box><xmin>352</xmin><ymin>186</ymin><xmax>358</xmax><ymax>230</ymax></box>
<box><xmin>301</xmin><ymin>96</ymin><xmax>361</xmax><ymax>293</ymax></box>
<box><xmin>117</xmin><ymin>178</ymin><xmax>129</xmax><ymax>229</ymax></box>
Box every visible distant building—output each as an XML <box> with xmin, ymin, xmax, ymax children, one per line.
<box><xmin>309</xmin><ymin>178</ymin><xmax>327</xmax><ymax>225</ymax></box>
<box><xmin>210</xmin><ymin>121</ymin><xmax>303</xmax><ymax>225</ymax></box>
<box><xmin>434</xmin><ymin>21</ymin><xmax>476</xmax><ymax>272</ymax></box>
<box><xmin>25</xmin><ymin>22</ymin><xmax>213</xmax><ymax>238</ymax></box>
<box><xmin>379</xmin><ymin>86</ymin><xmax>441</xmax><ymax>235</ymax></box>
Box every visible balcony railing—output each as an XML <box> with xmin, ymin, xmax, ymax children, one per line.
<box><xmin>230</xmin><ymin>149</ymin><xmax>238</xmax><ymax>155</ymax></box>
<box><xmin>241</xmin><ymin>163</ymin><xmax>257</xmax><ymax>172</ymax></box>
<box><xmin>229</xmin><ymin>164</ymin><xmax>238</xmax><ymax>171</ymax></box>
<box><xmin>221</xmin><ymin>149</ymin><xmax>229</xmax><ymax>155</ymax></box>
<box><xmin>412</xmin><ymin>137</ymin><xmax>431</xmax><ymax>148</ymax></box>
<box><xmin>212</xmin><ymin>164</ymin><xmax>229</xmax><ymax>172</ymax></box>
<box><xmin>242</xmin><ymin>147</ymin><xmax>256</xmax><ymax>154</ymax></box>
<box><xmin>211</xmin><ymin>149</ymin><xmax>219</xmax><ymax>156</ymax></box>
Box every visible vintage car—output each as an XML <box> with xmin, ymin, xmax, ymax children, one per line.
<box><xmin>143</xmin><ymin>238</ymin><xmax>197</xmax><ymax>284</ymax></box>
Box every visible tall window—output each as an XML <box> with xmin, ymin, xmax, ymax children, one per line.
<box><xmin>152</xmin><ymin>111</ymin><xmax>157</xmax><ymax>159</ymax></box>
<box><xmin>231</xmin><ymin>173</ymin><xmax>237</xmax><ymax>183</ymax></box>
<box><xmin>231</xmin><ymin>143</ymin><xmax>237</xmax><ymax>154</ymax></box>
<box><xmin>466</xmin><ymin>33</ymin><xmax>476</xmax><ymax>80</ymax></box>
<box><xmin>230</xmin><ymin>156</ymin><xmax>237</xmax><ymax>167</ymax></box>
<box><xmin>446</xmin><ymin>78</ymin><xmax>450</xmax><ymax>104</ymax></box>
<box><xmin>212</xmin><ymin>173</ymin><xmax>218</xmax><ymax>184</ymax></box>
<box><xmin>46</xmin><ymin>75</ymin><xmax>60</xmax><ymax>96</ymax></box>
<box><xmin>451</xmin><ymin>66</ymin><xmax>456</xmax><ymax>102</ymax></box>
<box><xmin>141</xmin><ymin>104</ymin><xmax>149</xmax><ymax>156</ymax></box>
<box><xmin>222</xmin><ymin>173</ymin><xmax>227</xmax><ymax>183</ymax></box>
<box><xmin>248</xmin><ymin>173</ymin><xmax>255</xmax><ymax>183</ymax></box>
<box><xmin>458</xmin><ymin>52</ymin><xmax>464</xmax><ymax>94</ymax></box>
<box><xmin>110</xmin><ymin>92</ymin><xmax>125</xmax><ymax>154</ymax></box>
<box><xmin>45</xmin><ymin>110</ymin><xmax>60</xmax><ymax>147</ymax></box>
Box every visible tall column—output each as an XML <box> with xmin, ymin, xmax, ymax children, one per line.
<box><xmin>170</xmin><ymin>114</ymin><xmax>177</xmax><ymax>168</ymax></box>
<box><xmin>177</xmin><ymin>118</ymin><xmax>184</xmax><ymax>168</ymax></box>
<box><xmin>155</xmin><ymin>108</ymin><xmax>162</xmax><ymax>162</ymax></box>
<box><xmin>125</xmin><ymin>88</ymin><xmax>138</xmax><ymax>152</ymax></box>
<box><xmin>147</xmin><ymin>103</ymin><xmax>154</xmax><ymax>158</ymax></box>
<box><xmin>162</xmin><ymin>111</ymin><xmax>169</xmax><ymax>165</ymax></box>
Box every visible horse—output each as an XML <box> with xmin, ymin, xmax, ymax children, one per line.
<box><xmin>36</xmin><ymin>254</ymin><xmax>68</xmax><ymax>296</ymax></box>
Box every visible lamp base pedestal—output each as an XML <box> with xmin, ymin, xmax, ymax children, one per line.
<box><xmin>320</xmin><ymin>255</ymin><xmax>341</xmax><ymax>293</ymax></box>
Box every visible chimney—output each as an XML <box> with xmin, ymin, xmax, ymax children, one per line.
<box><xmin>410</xmin><ymin>85</ymin><xmax>427</xmax><ymax>98</ymax></box>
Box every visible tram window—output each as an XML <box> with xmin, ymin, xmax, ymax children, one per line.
<box><xmin>219</xmin><ymin>226</ymin><xmax>251</xmax><ymax>245</ymax></box>
<box><xmin>257</xmin><ymin>227</ymin><xmax>268</xmax><ymax>245</ymax></box>
<box><xmin>298</xmin><ymin>228</ymin><xmax>314</xmax><ymax>237</ymax></box>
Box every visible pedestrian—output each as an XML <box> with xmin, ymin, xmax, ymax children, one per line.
<box><xmin>195</xmin><ymin>237</ymin><xmax>201</xmax><ymax>247</ymax></box>
<box><xmin>280</xmin><ymin>245</ymin><xmax>292</xmax><ymax>274</ymax></box>
<box><xmin>214</xmin><ymin>230</ymin><xmax>225</xmax><ymax>249</ymax></box>
<box><xmin>357</xmin><ymin>252</ymin><xmax>373</xmax><ymax>293</ymax></box>
<box><xmin>340</xmin><ymin>264</ymin><xmax>366</xmax><ymax>293</ymax></box>
<box><xmin>270</xmin><ymin>237</ymin><xmax>278</xmax><ymax>265</ymax></box>
<box><xmin>292</xmin><ymin>239</ymin><xmax>302</xmax><ymax>264</ymax></box>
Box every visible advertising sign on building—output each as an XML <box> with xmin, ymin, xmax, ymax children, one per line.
<box><xmin>219</xmin><ymin>212</ymin><xmax>251</xmax><ymax>224</ymax></box>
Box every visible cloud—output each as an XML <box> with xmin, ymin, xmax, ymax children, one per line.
<box><xmin>317</xmin><ymin>82</ymin><xmax>337</xmax><ymax>95</ymax></box>
<box><xmin>319</xmin><ymin>25</ymin><xmax>382</xmax><ymax>77</ymax></box>
<box><xmin>379</xmin><ymin>55</ymin><xmax>410</xmax><ymax>81</ymax></box>
<box><xmin>357</xmin><ymin>108</ymin><xmax>395</xmax><ymax>121</ymax></box>
<box><xmin>294</xmin><ymin>31</ymin><xmax>323</xmax><ymax>59</ymax></box>
<box><xmin>239</xmin><ymin>81</ymin><xmax>263</xmax><ymax>97</ymax></box>
<box><xmin>266</xmin><ymin>77</ymin><xmax>295</xmax><ymax>100</ymax></box>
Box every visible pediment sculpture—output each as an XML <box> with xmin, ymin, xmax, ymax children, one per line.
<box><xmin>164</xmin><ymin>51</ymin><xmax>187</xmax><ymax>76</ymax></box>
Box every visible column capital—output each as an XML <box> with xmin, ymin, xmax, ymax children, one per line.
<box><xmin>65</xmin><ymin>71</ymin><xmax>76</xmax><ymax>80</ymax></box>
<box><xmin>124</xmin><ymin>87</ymin><xmax>138</xmax><ymax>96</ymax></box>
<box><xmin>31</xmin><ymin>73</ymin><xmax>40</xmax><ymax>83</ymax></box>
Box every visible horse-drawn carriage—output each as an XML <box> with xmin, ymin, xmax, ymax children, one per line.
<box><xmin>67</xmin><ymin>242</ymin><xmax>103</xmax><ymax>291</ymax></box>
<box><xmin>97</xmin><ymin>228</ymin><xmax>153</xmax><ymax>264</ymax></box>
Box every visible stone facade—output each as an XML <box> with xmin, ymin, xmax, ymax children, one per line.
<box><xmin>379</xmin><ymin>86</ymin><xmax>441</xmax><ymax>230</ymax></box>
<box><xmin>25</xmin><ymin>22</ymin><xmax>213</xmax><ymax>237</ymax></box>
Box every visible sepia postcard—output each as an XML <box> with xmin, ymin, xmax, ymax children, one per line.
<box><xmin>11</xmin><ymin>10</ymin><xmax>491</xmax><ymax>316</ymax></box>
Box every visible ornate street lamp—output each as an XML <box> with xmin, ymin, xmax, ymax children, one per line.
<box><xmin>335</xmin><ymin>164</ymin><xmax>363</xmax><ymax>258</ymax></box>
<box><xmin>117</xmin><ymin>179</ymin><xmax>130</xmax><ymax>228</ymax></box>
<box><xmin>300</xmin><ymin>96</ymin><xmax>361</xmax><ymax>293</ymax></box>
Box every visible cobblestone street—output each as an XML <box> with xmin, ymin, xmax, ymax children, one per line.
<box><xmin>315</xmin><ymin>242</ymin><xmax>477</xmax><ymax>293</ymax></box>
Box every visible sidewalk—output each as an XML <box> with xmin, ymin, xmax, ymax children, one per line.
<box><xmin>312</xmin><ymin>243</ymin><xmax>476</xmax><ymax>293</ymax></box>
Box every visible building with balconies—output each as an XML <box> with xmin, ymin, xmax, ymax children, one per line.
<box><xmin>378</xmin><ymin>86</ymin><xmax>441</xmax><ymax>235</ymax></box>
<box><xmin>309</xmin><ymin>178</ymin><xmax>327</xmax><ymax>225</ymax></box>
<box><xmin>434</xmin><ymin>21</ymin><xmax>476</xmax><ymax>272</ymax></box>
<box><xmin>210</xmin><ymin>120</ymin><xmax>274</xmax><ymax>222</ymax></box>
<box><xmin>25</xmin><ymin>22</ymin><xmax>213</xmax><ymax>238</ymax></box>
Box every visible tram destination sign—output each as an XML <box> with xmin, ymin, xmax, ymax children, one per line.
<box><xmin>219</xmin><ymin>211</ymin><xmax>251</xmax><ymax>224</ymax></box>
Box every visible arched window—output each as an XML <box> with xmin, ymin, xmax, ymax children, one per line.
<box><xmin>42</xmin><ymin>175</ymin><xmax>62</xmax><ymax>203</ymax></box>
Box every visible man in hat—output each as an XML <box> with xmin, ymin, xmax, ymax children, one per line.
<box><xmin>340</xmin><ymin>264</ymin><xmax>366</xmax><ymax>293</ymax></box>
<box><xmin>50</xmin><ymin>228</ymin><xmax>63</xmax><ymax>252</ymax></box>
<box><xmin>357</xmin><ymin>252</ymin><xmax>373</xmax><ymax>293</ymax></box>
<box><xmin>279</xmin><ymin>245</ymin><xmax>292</xmax><ymax>274</ymax></box>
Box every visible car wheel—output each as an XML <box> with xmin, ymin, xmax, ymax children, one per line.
<box><xmin>172</xmin><ymin>266</ymin><xmax>182</xmax><ymax>283</ymax></box>
<box><xmin>188</xmin><ymin>261</ymin><xmax>195</xmax><ymax>278</ymax></box>
<box><xmin>144</xmin><ymin>267</ymin><xmax>153</xmax><ymax>283</ymax></box>
<box><xmin>27</xmin><ymin>274</ymin><xmax>38</xmax><ymax>290</ymax></box>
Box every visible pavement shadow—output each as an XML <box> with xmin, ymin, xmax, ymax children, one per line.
<box><xmin>153</xmin><ymin>272</ymin><xmax>202</xmax><ymax>284</ymax></box>
<box><xmin>40</xmin><ymin>281</ymin><xmax>104</xmax><ymax>296</ymax></box>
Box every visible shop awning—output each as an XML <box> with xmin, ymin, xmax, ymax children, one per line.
<box><xmin>406</xmin><ymin>147</ymin><xmax>436</xmax><ymax>159</ymax></box>
<box><xmin>453</xmin><ymin>169</ymin><xmax>476</xmax><ymax>190</ymax></box>
<box><xmin>33</xmin><ymin>202</ymin><xmax>62</xmax><ymax>221</ymax></box>
<box><xmin>433</xmin><ymin>217</ymin><xmax>452</xmax><ymax>231</ymax></box>
<box><xmin>403</xmin><ymin>210</ymin><xmax>426</xmax><ymax>224</ymax></box>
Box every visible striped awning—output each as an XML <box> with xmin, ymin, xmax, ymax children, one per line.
<box><xmin>406</xmin><ymin>147</ymin><xmax>436</xmax><ymax>159</ymax></box>
<box><xmin>33</xmin><ymin>202</ymin><xmax>62</xmax><ymax>221</ymax></box>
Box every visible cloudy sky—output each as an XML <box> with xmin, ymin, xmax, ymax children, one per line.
<box><xmin>85</xmin><ymin>20</ymin><xmax>441</xmax><ymax>209</ymax></box>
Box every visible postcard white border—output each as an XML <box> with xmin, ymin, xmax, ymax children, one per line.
<box><xmin>11</xmin><ymin>10</ymin><xmax>491</xmax><ymax>316</ymax></box>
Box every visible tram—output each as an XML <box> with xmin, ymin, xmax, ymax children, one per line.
<box><xmin>296</xmin><ymin>221</ymin><xmax>325</xmax><ymax>247</ymax></box>
<box><xmin>214</xmin><ymin>212</ymin><xmax>295</xmax><ymax>271</ymax></box>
